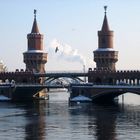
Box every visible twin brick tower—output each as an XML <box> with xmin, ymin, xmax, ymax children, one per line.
<box><xmin>94</xmin><ymin>6</ymin><xmax>118</xmax><ymax>71</ymax></box>
<box><xmin>23</xmin><ymin>10</ymin><xmax>47</xmax><ymax>75</ymax></box>
<box><xmin>23</xmin><ymin>7</ymin><xmax>118</xmax><ymax>76</ymax></box>
<box><xmin>1</xmin><ymin>7</ymin><xmax>137</xmax><ymax>101</ymax></box>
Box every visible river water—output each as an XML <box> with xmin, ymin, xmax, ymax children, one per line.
<box><xmin>0</xmin><ymin>91</ymin><xmax>140</xmax><ymax>140</ymax></box>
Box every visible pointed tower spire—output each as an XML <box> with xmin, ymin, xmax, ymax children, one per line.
<box><xmin>98</xmin><ymin>5</ymin><xmax>113</xmax><ymax>49</ymax></box>
<box><xmin>31</xmin><ymin>9</ymin><xmax>39</xmax><ymax>33</ymax></box>
<box><xmin>24</xmin><ymin>10</ymin><xmax>48</xmax><ymax>74</ymax></box>
<box><xmin>93</xmin><ymin>6</ymin><xmax>118</xmax><ymax>71</ymax></box>
<box><xmin>101</xmin><ymin>6</ymin><xmax>110</xmax><ymax>32</ymax></box>
<box><xmin>27</xmin><ymin>9</ymin><xmax>43</xmax><ymax>51</ymax></box>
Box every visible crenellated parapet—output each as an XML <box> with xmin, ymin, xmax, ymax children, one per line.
<box><xmin>88</xmin><ymin>68</ymin><xmax>140</xmax><ymax>85</ymax></box>
<box><xmin>0</xmin><ymin>69</ymin><xmax>40</xmax><ymax>84</ymax></box>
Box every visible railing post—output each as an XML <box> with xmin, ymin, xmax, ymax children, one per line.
<box><xmin>138</xmin><ymin>79</ymin><xmax>140</xmax><ymax>85</ymax></box>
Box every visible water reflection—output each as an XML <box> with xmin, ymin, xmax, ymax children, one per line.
<box><xmin>69</xmin><ymin>103</ymin><xmax>120</xmax><ymax>140</ymax></box>
<box><xmin>88</xmin><ymin>104</ymin><xmax>118</xmax><ymax>140</ymax></box>
<box><xmin>0</xmin><ymin>92</ymin><xmax>140</xmax><ymax>140</ymax></box>
<box><xmin>14</xmin><ymin>101</ymin><xmax>47</xmax><ymax>140</ymax></box>
<box><xmin>69</xmin><ymin>101</ymin><xmax>140</xmax><ymax>140</ymax></box>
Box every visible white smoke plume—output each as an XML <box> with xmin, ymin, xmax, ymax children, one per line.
<box><xmin>49</xmin><ymin>39</ymin><xmax>86</xmax><ymax>65</ymax></box>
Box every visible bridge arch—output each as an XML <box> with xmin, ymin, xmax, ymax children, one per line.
<box><xmin>91</xmin><ymin>88</ymin><xmax>140</xmax><ymax>103</ymax></box>
<box><xmin>44</xmin><ymin>76</ymin><xmax>85</xmax><ymax>84</ymax></box>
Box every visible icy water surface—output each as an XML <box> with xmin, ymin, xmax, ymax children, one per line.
<box><xmin>0</xmin><ymin>92</ymin><xmax>140</xmax><ymax>140</ymax></box>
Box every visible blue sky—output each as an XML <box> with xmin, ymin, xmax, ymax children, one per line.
<box><xmin>0</xmin><ymin>0</ymin><xmax>140</xmax><ymax>71</ymax></box>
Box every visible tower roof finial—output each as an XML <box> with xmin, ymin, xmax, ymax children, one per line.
<box><xmin>31</xmin><ymin>9</ymin><xmax>39</xmax><ymax>33</ymax></box>
<box><xmin>101</xmin><ymin>6</ymin><xmax>110</xmax><ymax>31</ymax></box>
<box><xmin>34</xmin><ymin>9</ymin><xmax>37</xmax><ymax>19</ymax></box>
<box><xmin>104</xmin><ymin>6</ymin><xmax>107</xmax><ymax>15</ymax></box>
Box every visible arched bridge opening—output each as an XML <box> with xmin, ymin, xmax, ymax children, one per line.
<box><xmin>44</xmin><ymin>76</ymin><xmax>85</xmax><ymax>85</ymax></box>
<box><xmin>91</xmin><ymin>88</ymin><xmax>140</xmax><ymax>103</ymax></box>
<box><xmin>71</xmin><ymin>85</ymin><xmax>140</xmax><ymax>103</ymax></box>
<box><xmin>34</xmin><ymin>72</ymin><xmax>87</xmax><ymax>85</ymax></box>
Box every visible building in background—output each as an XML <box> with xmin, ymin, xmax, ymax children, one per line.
<box><xmin>0</xmin><ymin>60</ymin><xmax>7</xmax><ymax>72</ymax></box>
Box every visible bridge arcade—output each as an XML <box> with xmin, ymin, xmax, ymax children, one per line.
<box><xmin>88</xmin><ymin>69</ymin><xmax>140</xmax><ymax>86</ymax></box>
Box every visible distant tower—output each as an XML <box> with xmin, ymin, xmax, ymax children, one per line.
<box><xmin>23</xmin><ymin>10</ymin><xmax>47</xmax><ymax>74</ymax></box>
<box><xmin>94</xmin><ymin>6</ymin><xmax>118</xmax><ymax>71</ymax></box>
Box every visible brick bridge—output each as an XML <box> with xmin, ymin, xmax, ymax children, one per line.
<box><xmin>1</xmin><ymin>70</ymin><xmax>140</xmax><ymax>101</ymax></box>
<box><xmin>70</xmin><ymin>84</ymin><xmax>140</xmax><ymax>102</ymax></box>
<box><xmin>1</xmin><ymin>69</ymin><xmax>140</xmax><ymax>86</ymax></box>
<box><xmin>88</xmin><ymin>69</ymin><xmax>140</xmax><ymax>85</ymax></box>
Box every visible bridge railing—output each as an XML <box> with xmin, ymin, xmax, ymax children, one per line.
<box><xmin>34</xmin><ymin>71</ymin><xmax>88</xmax><ymax>77</ymax></box>
<box><xmin>88</xmin><ymin>68</ymin><xmax>140</xmax><ymax>73</ymax></box>
<box><xmin>42</xmin><ymin>70</ymin><xmax>87</xmax><ymax>74</ymax></box>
